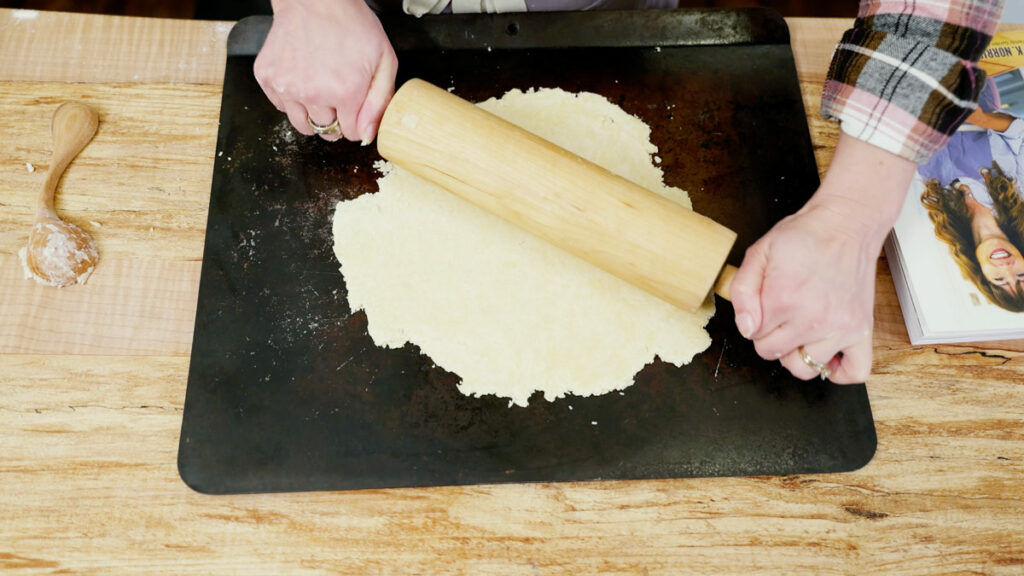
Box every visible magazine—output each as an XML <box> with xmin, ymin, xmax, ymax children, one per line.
<box><xmin>884</xmin><ymin>29</ymin><xmax>1024</xmax><ymax>344</ymax></box>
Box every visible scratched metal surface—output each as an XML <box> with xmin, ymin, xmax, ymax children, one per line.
<box><xmin>178</xmin><ymin>10</ymin><xmax>876</xmax><ymax>494</ymax></box>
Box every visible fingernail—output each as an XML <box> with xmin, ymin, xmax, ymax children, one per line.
<box><xmin>736</xmin><ymin>313</ymin><xmax>753</xmax><ymax>339</ymax></box>
<box><xmin>360</xmin><ymin>123</ymin><xmax>378</xmax><ymax>146</ymax></box>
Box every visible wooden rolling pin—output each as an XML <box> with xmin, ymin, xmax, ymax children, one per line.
<box><xmin>376</xmin><ymin>78</ymin><xmax>738</xmax><ymax>313</ymax></box>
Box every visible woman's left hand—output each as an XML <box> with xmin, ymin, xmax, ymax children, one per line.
<box><xmin>729</xmin><ymin>132</ymin><xmax>917</xmax><ymax>383</ymax></box>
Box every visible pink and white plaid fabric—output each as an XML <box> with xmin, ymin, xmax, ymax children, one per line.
<box><xmin>821</xmin><ymin>0</ymin><xmax>1005</xmax><ymax>164</ymax></box>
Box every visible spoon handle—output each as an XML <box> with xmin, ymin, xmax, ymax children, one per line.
<box><xmin>37</xmin><ymin>102</ymin><xmax>99</xmax><ymax>220</ymax></box>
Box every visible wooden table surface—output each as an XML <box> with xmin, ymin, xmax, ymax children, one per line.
<box><xmin>1</xmin><ymin>8</ymin><xmax>1021</xmax><ymax>575</ymax></box>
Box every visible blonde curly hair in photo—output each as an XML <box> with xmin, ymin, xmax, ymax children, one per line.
<box><xmin>920</xmin><ymin>161</ymin><xmax>1024</xmax><ymax>312</ymax></box>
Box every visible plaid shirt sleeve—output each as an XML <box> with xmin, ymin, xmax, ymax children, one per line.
<box><xmin>821</xmin><ymin>0</ymin><xmax>1005</xmax><ymax>164</ymax></box>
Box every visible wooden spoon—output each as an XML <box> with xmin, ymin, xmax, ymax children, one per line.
<box><xmin>22</xmin><ymin>102</ymin><xmax>100</xmax><ymax>287</ymax></box>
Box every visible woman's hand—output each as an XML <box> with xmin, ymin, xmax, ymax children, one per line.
<box><xmin>254</xmin><ymin>0</ymin><xmax>398</xmax><ymax>144</ymax></box>
<box><xmin>729</xmin><ymin>132</ymin><xmax>917</xmax><ymax>383</ymax></box>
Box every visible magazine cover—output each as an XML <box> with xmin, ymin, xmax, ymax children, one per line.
<box><xmin>885</xmin><ymin>29</ymin><xmax>1024</xmax><ymax>344</ymax></box>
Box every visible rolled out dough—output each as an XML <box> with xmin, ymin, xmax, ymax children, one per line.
<box><xmin>332</xmin><ymin>87</ymin><xmax>714</xmax><ymax>407</ymax></box>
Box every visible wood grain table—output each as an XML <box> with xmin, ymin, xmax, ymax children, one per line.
<box><xmin>1</xmin><ymin>9</ymin><xmax>1021</xmax><ymax>575</ymax></box>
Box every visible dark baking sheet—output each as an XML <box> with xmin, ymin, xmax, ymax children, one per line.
<box><xmin>178</xmin><ymin>9</ymin><xmax>876</xmax><ymax>494</ymax></box>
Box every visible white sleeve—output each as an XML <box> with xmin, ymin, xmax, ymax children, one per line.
<box><xmin>403</xmin><ymin>0</ymin><xmax>448</xmax><ymax>16</ymax></box>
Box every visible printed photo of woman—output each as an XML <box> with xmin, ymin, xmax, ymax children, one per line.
<box><xmin>918</xmin><ymin>80</ymin><xmax>1024</xmax><ymax>312</ymax></box>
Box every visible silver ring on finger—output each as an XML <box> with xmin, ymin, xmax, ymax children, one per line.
<box><xmin>306</xmin><ymin>114</ymin><xmax>341</xmax><ymax>136</ymax></box>
<box><xmin>797</xmin><ymin>346</ymin><xmax>831</xmax><ymax>381</ymax></box>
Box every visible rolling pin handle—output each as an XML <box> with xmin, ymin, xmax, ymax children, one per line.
<box><xmin>713</xmin><ymin>264</ymin><xmax>738</xmax><ymax>302</ymax></box>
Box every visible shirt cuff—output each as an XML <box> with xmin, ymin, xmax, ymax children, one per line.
<box><xmin>821</xmin><ymin>28</ymin><xmax>990</xmax><ymax>165</ymax></box>
<box><xmin>1002</xmin><ymin>116</ymin><xmax>1024</xmax><ymax>140</ymax></box>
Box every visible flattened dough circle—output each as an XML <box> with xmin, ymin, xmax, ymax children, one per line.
<box><xmin>332</xmin><ymin>88</ymin><xmax>714</xmax><ymax>407</ymax></box>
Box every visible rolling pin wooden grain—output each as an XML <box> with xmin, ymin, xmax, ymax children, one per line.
<box><xmin>377</xmin><ymin>79</ymin><xmax>738</xmax><ymax>313</ymax></box>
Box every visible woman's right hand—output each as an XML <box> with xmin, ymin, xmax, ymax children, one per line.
<box><xmin>254</xmin><ymin>0</ymin><xmax>398</xmax><ymax>144</ymax></box>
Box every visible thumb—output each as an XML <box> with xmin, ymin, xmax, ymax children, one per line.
<box><xmin>729</xmin><ymin>243</ymin><xmax>768</xmax><ymax>340</ymax></box>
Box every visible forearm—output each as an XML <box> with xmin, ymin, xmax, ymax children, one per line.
<box><xmin>965</xmin><ymin>108</ymin><xmax>1016</xmax><ymax>132</ymax></box>
<box><xmin>811</xmin><ymin>132</ymin><xmax>917</xmax><ymax>250</ymax></box>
